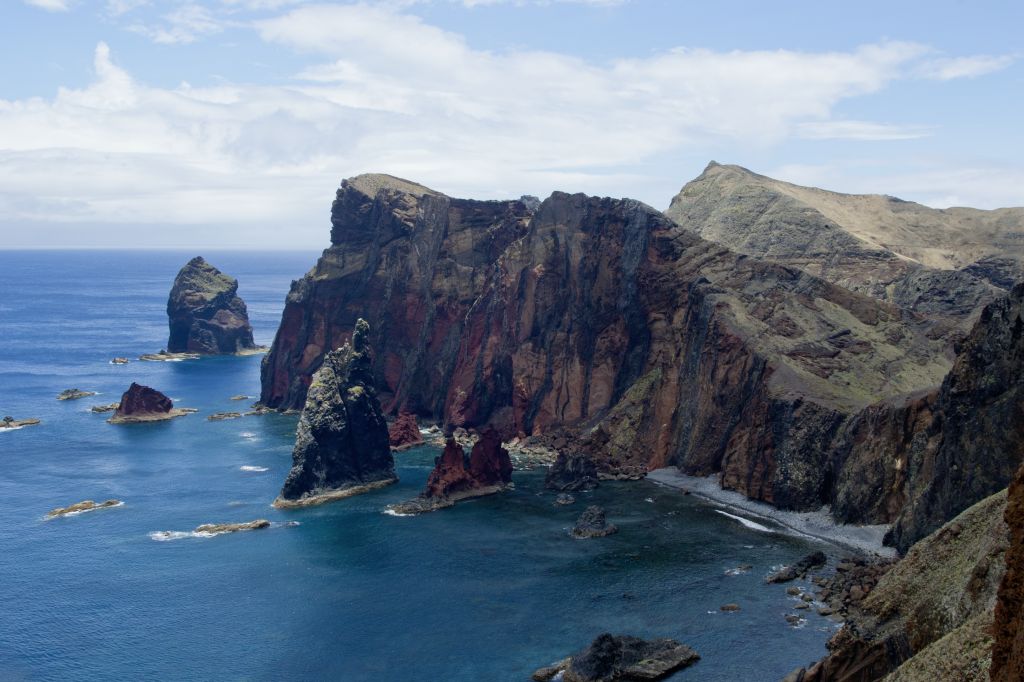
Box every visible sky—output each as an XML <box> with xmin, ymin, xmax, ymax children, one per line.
<box><xmin>1</xmin><ymin>0</ymin><xmax>1022</xmax><ymax>249</ymax></box>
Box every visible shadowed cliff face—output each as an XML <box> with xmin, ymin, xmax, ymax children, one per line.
<box><xmin>167</xmin><ymin>256</ymin><xmax>257</xmax><ymax>354</ymax></box>
<box><xmin>262</xmin><ymin>174</ymin><xmax>951</xmax><ymax>512</ymax></box>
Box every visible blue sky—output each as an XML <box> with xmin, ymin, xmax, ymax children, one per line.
<box><xmin>2</xmin><ymin>0</ymin><xmax>1022</xmax><ymax>248</ymax></box>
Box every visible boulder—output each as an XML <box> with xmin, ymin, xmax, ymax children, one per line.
<box><xmin>765</xmin><ymin>551</ymin><xmax>827</xmax><ymax>583</ymax></box>
<box><xmin>532</xmin><ymin>633</ymin><xmax>700</xmax><ymax>682</ymax></box>
<box><xmin>571</xmin><ymin>506</ymin><xmax>618</xmax><ymax>538</ymax></box>
<box><xmin>545</xmin><ymin>452</ymin><xmax>599</xmax><ymax>492</ymax></box>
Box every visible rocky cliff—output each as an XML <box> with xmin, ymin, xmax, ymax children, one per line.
<box><xmin>791</xmin><ymin>489</ymin><xmax>1008</xmax><ymax>681</ymax></box>
<box><xmin>262</xmin><ymin>174</ymin><xmax>952</xmax><ymax>513</ymax></box>
<box><xmin>666</xmin><ymin>162</ymin><xmax>1024</xmax><ymax>322</ymax></box>
<box><xmin>167</xmin><ymin>256</ymin><xmax>258</xmax><ymax>354</ymax></box>
<box><xmin>991</xmin><ymin>464</ymin><xmax>1024</xmax><ymax>682</ymax></box>
<box><xmin>274</xmin><ymin>319</ymin><xmax>396</xmax><ymax>508</ymax></box>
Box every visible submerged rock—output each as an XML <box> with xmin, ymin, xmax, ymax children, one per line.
<box><xmin>555</xmin><ymin>493</ymin><xmax>576</xmax><ymax>506</ymax></box>
<box><xmin>571</xmin><ymin>505</ymin><xmax>618</xmax><ymax>538</ymax></box>
<box><xmin>765</xmin><ymin>551</ymin><xmax>827</xmax><ymax>583</ymax></box>
<box><xmin>194</xmin><ymin>520</ymin><xmax>270</xmax><ymax>535</ymax></box>
<box><xmin>46</xmin><ymin>499</ymin><xmax>122</xmax><ymax>519</ymax></box>
<box><xmin>207</xmin><ymin>412</ymin><xmax>243</xmax><ymax>421</ymax></box>
<box><xmin>545</xmin><ymin>452</ymin><xmax>599</xmax><ymax>492</ymax></box>
<box><xmin>167</xmin><ymin>256</ymin><xmax>260</xmax><ymax>355</ymax></box>
<box><xmin>57</xmin><ymin>388</ymin><xmax>96</xmax><ymax>401</ymax></box>
<box><xmin>108</xmin><ymin>383</ymin><xmax>192</xmax><ymax>424</ymax></box>
<box><xmin>386</xmin><ymin>429</ymin><xmax>513</xmax><ymax>515</ymax></box>
<box><xmin>532</xmin><ymin>633</ymin><xmax>700</xmax><ymax>682</ymax></box>
<box><xmin>110</xmin><ymin>357</ymin><xmax>129</xmax><ymax>365</ymax></box>
<box><xmin>274</xmin><ymin>319</ymin><xmax>397</xmax><ymax>508</ymax></box>
<box><xmin>388</xmin><ymin>411</ymin><xmax>423</xmax><ymax>450</ymax></box>
<box><xmin>229</xmin><ymin>394</ymin><xmax>249</xmax><ymax>401</ymax></box>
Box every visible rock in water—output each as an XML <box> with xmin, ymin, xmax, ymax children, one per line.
<box><xmin>386</xmin><ymin>429</ymin><xmax>513</xmax><ymax>514</ymax></box>
<box><xmin>571</xmin><ymin>505</ymin><xmax>618</xmax><ymax>538</ymax></box>
<box><xmin>545</xmin><ymin>452</ymin><xmax>599</xmax><ymax>491</ymax></box>
<box><xmin>274</xmin><ymin>320</ymin><xmax>397</xmax><ymax>508</ymax></box>
<box><xmin>765</xmin><ymin>551</ymin><xmax>827</xmax><ymax>583</ymax></box>
<box><xmin>532</xmin><ymin>633</ymin><xmax>700</xmax><ymax>682</ymax></box>
<box><xmin>388</xmin><ymin>411</ymin><xmax>423</xmax><ymax>450</ymax></box>
<box><xmin>57</xmin><ymin>388</ymin><xmax>96</xmax><ymax>401</ymax></box>
<box><xmin>46</xmin><ymin>499</ymin><xmax>122</xmax><ymax>518</ymax></box>
<box><xmin>167</xmin><ymin>256</ymin><xmax>258</xmax><ymax>354</ymax></box>
<box><xmin>108</xmin><ymin>383</ymin><xmax>191</xmax><ymax>424</ymax></box>
<box><xmin>194</xmin><ymin>520</ymin><xmax>270</xmax><ymax>535</ymax></box>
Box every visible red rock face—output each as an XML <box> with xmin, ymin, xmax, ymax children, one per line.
<box><xmin>388</xmin><ymin>412</ymin><xmax>423</xmax><ymax>449</ymax></box>
<box><xmin>992</xmin><ymin>463</ymin><xmax>1024</xmax><ymax>682</ymax></box>
<box><xmin>115</xmin><ymin>383</ymin><xmax>173</xmax><ymax>417</ymax></box>
<box><xmin>422</xmin><ymin>429</ymin><xmax>512</xmax><ymax>499</ymax></box>
<box><xmin>261</xmin><ymin>174</ymin><xmax>950</xmax><ymax>514</ymax></box>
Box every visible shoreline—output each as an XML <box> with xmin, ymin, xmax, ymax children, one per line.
<box><xmin>646</xmin><ymin>468</ymin><xmax>896</xmax><ymax>558</ymax></box>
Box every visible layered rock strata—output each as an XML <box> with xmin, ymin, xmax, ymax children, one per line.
<box><xmin>167</xmin><ymin>256</ymin><xmax>259</xmax><ymax>354</ymax></box>
<box><xmin>262</xmin><ymin>174</ymin><xmax>950</xmax><ymax>515</ymax></box>
<box><xmin>274</xmin><ymin>320</ymin><xmax>397</xmax><ymax>508</ymax></box>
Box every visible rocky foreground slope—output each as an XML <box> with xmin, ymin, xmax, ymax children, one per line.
<box><xmin>666</xmin><ymin>162</ymin><xmax>1024</xmax><ymax>321</ymax></box>
<box><xmin>261</xmin><ymin>173</ymin><xmax>953</xmax><ymax>514</ymax></box>
<box><xmin>167</xmin><ymin>256</ymin><xmax>258</xmax><ymax>354</ymax></box>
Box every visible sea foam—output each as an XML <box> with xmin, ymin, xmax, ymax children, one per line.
<box><xmin>715</xmin><ymin>509</ymin><xmax>774</xmax><ymax>533</ymax></box>
<box><xmin>239</xmin><ymin>465</ymin><xmax>269</xmax><ymax>472</ymax></box>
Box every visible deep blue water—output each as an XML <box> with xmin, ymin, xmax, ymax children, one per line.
<box><xmin>0</xmin><ymin>251</ymin><xmax>836</xmax><ymax>681</ymax></box>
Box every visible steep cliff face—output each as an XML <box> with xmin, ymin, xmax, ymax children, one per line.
<box><xmin>666</xmin><ymin>162</ymin><xmax>1024</xmax><ymax>322</ymax></box>
<box><xmin>992</xmin><ymin>463</ymin><xmax>1024</xmax><ymax>682</ymax></box>
<box><xmin>167</xmin><ymin>256</ymin><xmax>257</xmax><ymax>354</ymax></box>
<box><xmin>274</xmin><ymin>319</ymin><xmax>396</xmax><ymax>508</ymax></box>
<box><xmin>793</xmin><ymin>490</ymin><xmax>1008</xmax><ymax>682</ymax></box>
<box><xmin>263</xmin><ymin>174</ymin><xmax>950</xmax><ymax>512</ymax></box>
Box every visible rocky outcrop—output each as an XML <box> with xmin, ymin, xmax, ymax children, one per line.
<box><xmin>991</xmin><ymin>464</ymin><xmax>1024</xmax><ymax>682</ymax></box>
<box><xmin>262</xmin><ymin>173</ymin><xmax>950</xmax><ymax>515</ymax></box>
<box><xmin>791</xmin><ymin>489</ymin><xmax>1008</xmax><ymax>681</ymax></box>
<box><xmin>765</xmin><ymin>550</ymin><xmax>826</xmax><ymax>583</ymax></box>
<box><xmin>167</xmin><ymin>256</ymin><xmax>259</xmax><ymax>354</ymax></box>
<box><xmin>666</xmin><ymin>162</ymin><xmax>1024</xmax><ymax>323</ymax></box>
<box><xmin>544</xmin><ymin>452</ymin><xmax>599</xmax><ymax>491</ymax></box>
<box><xmin>194</xmin><ymin>520</ymin><xmax>270</xmax><ymax>535</ymax></box>
<box><xmin>532</xmin><ymin>633</ymin><xmax>700</xmax><ymax>682</ymax></box>
<box><xmin>57</xmin><ymin>388</ymin><xmax>95</xmax><ymax>401</ymax></box>
<box><xmin>571</xmin><ymin>505</ymin><xmax>618</xmax><ymax>538</ymax></box>
<box><xmin>45</xmin><ymin>499</ymin><xmax>122</xmax><ymax>519</ymax></box>
<box><xmin>108</xmin><ymin>383</ymin><xmax>192</xmax><ymax>424</ymax></box>
<box><xmin>387</xmin><ymin>429</ymin><xmax>513</xmax><ymax>514</ymax></box>
<box><xmin>275</xmin><ymin>320</ymin><xmax>396</xmax><ymax>508</ymax></box>
<box><xmin>388</xmin><ymin>411</ymin><xmax>423</xmax><ymax>450</ymax></box>
<box><xmin>1</xmin><ymin>416</ymin><xmax>40</xmax><ymax>429</ymax></box>
<box><xmin>90</xmin><ymin>403</ymin><xmax>119</xmax><ymax>413</ymax></box>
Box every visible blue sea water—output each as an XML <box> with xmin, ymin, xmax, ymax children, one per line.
<box><xmin>0</xmin><ymin>250</ymin><xmax>837</xmax><ymax>681</ymax></box>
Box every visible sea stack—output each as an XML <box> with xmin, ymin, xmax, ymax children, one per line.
<box><xmin>386</xmin><ymin>428</ymin><xmax>513</xmax><ymax>514</ymax></box>
<box><xmin>167</xmin><ymin>256</ymin><xmax>258</xmax><ymax>354</ymax></box>
<box><xmin>108</xmin><ymin>383</ymin><xmax>192</xmax><ymax>424</ymax></box>
<box><xmin>274</xmin><ymin>319</ymin><xmax>397</xmax><ymax>508</ymax></box>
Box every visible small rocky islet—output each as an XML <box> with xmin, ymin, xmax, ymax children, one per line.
<box><xmin>107</xmin><ymin>383</ymin><xmax>194</xmax><ymax>424</ymax></box>
<box><xmin>46</xmin><ymin>499</ymin><xmax>123</xmax><ymax>519</ymax></box>
<box><xmin>1</xmin><ymin>416</ymin><xmax>40</xmax><ymax>430</ymax></box>
<box><xmin>57</xmin><ymin>388</ymin><xmax>96</xmax><ymax>401</ymax></box>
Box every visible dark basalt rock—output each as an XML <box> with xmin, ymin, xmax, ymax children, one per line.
<box><xmin>388</xmin><ymin>411</ymin><xmax>423</xmax><ymax>450</ymax></box>
<box><xmin>545</xmin><ymin>452</ymin><xmax>599</xmax><ymax>492</ymax></box>
<box><xmin>571</xmin><ymin>505</ymin><xmax>618</xmax><ymax>538</ymax></box>
<box><xmin>765</xmin><ymin>551</ymin><xmax>826</xmax><ymax>583</ymax></box>
<box><xmin>108</xmin><ymin>383</ymin><xmax>190</xmax><ymax>424</ymax></box>
<box><xmin>274</xmin><ymin>320</ymin><xmax>396</xmax><ymax>508</ymax></box>
<box><xmin>532</xmin><ymin>633</ymin><xmax>700</xmax><ymax>682</ymax></box>
<box><xmin>167</xmin><ymin>256</ymin><xmax>257</xmax><ymax>354</ymax></box>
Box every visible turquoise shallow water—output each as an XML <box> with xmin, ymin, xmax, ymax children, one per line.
<box><xmin>0</xmin><ymin>251</ymin><xmax>836</xmax><ymax>680</ymax></box>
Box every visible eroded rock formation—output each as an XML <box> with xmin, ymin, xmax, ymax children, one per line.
<box><xmin>388</xmin><ymin>412</ymin><xmax>423</xmax><ymax>450</ymax></box>
<box><xmin>274</xmin><ymin>320</ymin><xmax>396</xmax><ymax>508</ymax></box>
<box><xmin>545</xmin><ymin>453</ymin><xmax>599</xmax><ymax>492</ymax></box>
<box><xmin>108</xmin><ymin>383</ymin><xmax>191</xmax><ymax>424</ymax></box>
<box><xmin>261</xmin><ymin>173</ymin><xmax>951</xmax><ymax>514</ymax></box>
<box><xmin>167</xmin><ymin>256</ymin><xmax>258</xmax><ymax>354</ymax></box>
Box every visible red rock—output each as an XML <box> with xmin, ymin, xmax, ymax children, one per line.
<box><xmin>115</xmin><ymin>383</ymin><xmax>172</xmax><ymax>417</ymax></box>
<box><xmin>422</xmin><ymin>428</ymin><xmax>512</xmax><ymax>500</ymax></box>
<box><xmin>388</xmin><ymin>412</ymin><xmax>423</xmax><ymax>449</ymax></box>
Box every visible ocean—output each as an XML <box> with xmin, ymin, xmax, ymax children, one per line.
<box><xmin>0</xmin><ymin>250</ymin><xmax>836</xmax><ymax>680</ymax></box>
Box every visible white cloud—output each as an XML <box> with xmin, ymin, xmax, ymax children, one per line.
<box><xmin>0</xmin><ymin>4</ymin><xmax>1019</xmax><ymax>246</ymax></box>
<box><xmin>23</xmin><ymin>0</ymin><xmax>70</xmax><ymax>11</ymax></box>
<box><xmin>798</xmin><ymin>120</ymin><xmax>932</xmax><ymax>141</ymax></box>
<box><xmin>128</xmin><ymin>3</ymin><xmax>224</xmax><ymax>44</ymax></box>
<box><xmin>919</xmin><ymin>54</ymin><xmax>1016</xmax><ymax>80</ymax></box>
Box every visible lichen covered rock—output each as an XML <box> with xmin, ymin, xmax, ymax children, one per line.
<box><xmin>167</xmin><ymin>256</ymin><xmax>257</xmax><ymax>354</ymax></box>
<box><xmin>274</xmin><ymin>320</ymin><xmax>396</xmax><ymax>508</ymax></box>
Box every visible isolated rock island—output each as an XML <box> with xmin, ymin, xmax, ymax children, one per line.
<box><xmin>107</xmin><ymin>383</ymin><xmax>193</xmax><ymax>424</ymax></box>
<box><xmin>166</xmin><ymin>256</ymin><xmax>262</xmax><ymax>355</ymax></box>
<box><xmin>274</xmin><ymin>319</ymin><xmax>397</xmax><ymax>508</ymax></box>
